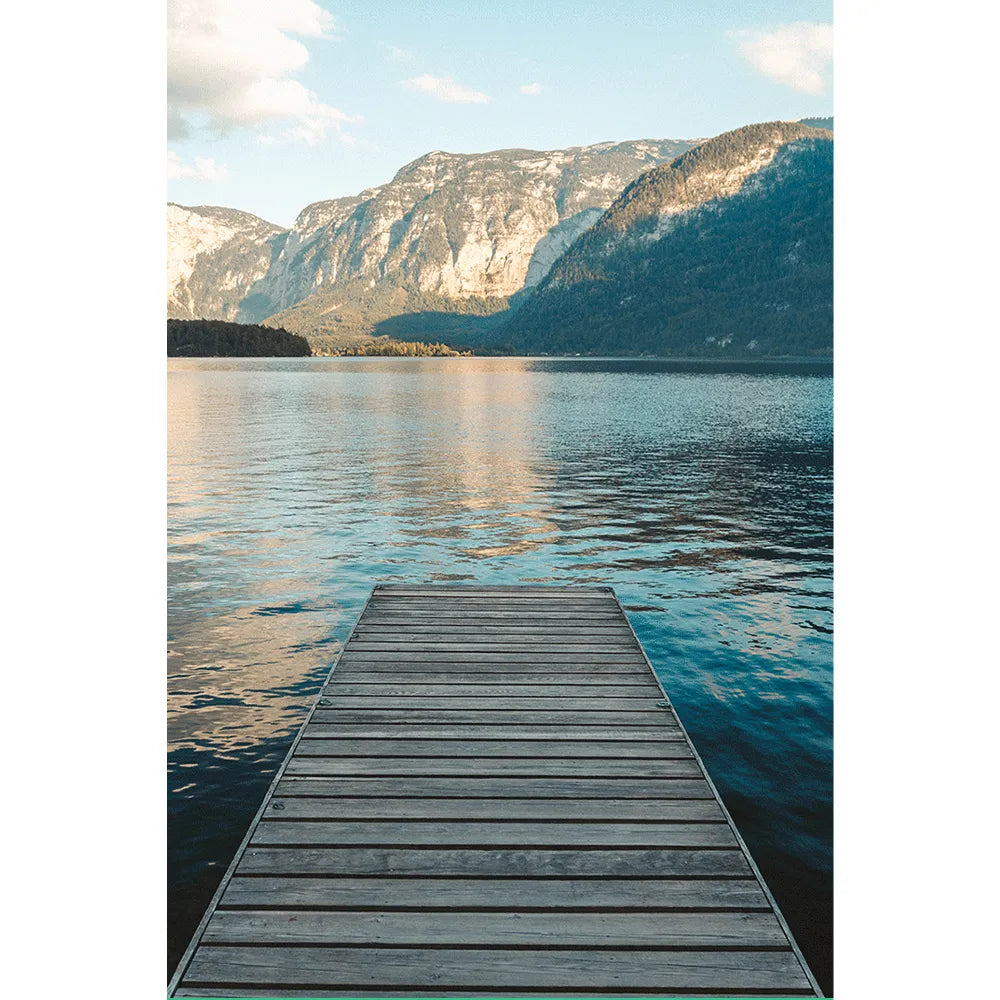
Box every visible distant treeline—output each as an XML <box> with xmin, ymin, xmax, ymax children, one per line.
<box><xmin>168</xmin><ymin>319</ymin><xmax>311</xmax><ymax>357</ymax></box>
<box><xmin>317</xmin><ymin>339</ymin><xmax>473</xmax><ymax>357</ymax></box>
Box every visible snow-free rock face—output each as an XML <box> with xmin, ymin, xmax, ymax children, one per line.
<box><xmin>240</xmin><ymin>140</ymin><xmax>694</xmax><ymax>324</ymax></box>
<box><xmin>166</xmin><ymin>204</ymin><xmax>285</xmax><ymax>321</ymax></box>
<box><xmin>162</xmin><ymin>139</ymin><xmax>691</xmax><ymax>337</ymax></box>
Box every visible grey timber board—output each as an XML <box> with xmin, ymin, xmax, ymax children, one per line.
<box><xmin>281</xmin><ymin>757</ymin><xmax>703</xmax><ymax>777</ymax></box>
<box><xmin>337</xmin><ymin>652</ymin><xmax>651</xmax><ymax>661</ymax></box>
<box><xmin>236</xmin><ymin>846</ymin><xmax>753</xmax><ymax>877</ymax></box>
<box><xmin>325</xmin><ymin>683</ymin><xmax>663</xmax><ymax>696</ymax></box>
<box><xmin>327</xmin><ymin>672</ymin><xmax>660</xmax><ymax>684</ymax></box>
<box><xmin>301</xmin><ymin>725</ymin><xmax>692</xmax><ymax>739</ymax></box>
<box><xmin>368</xmin><ymin>594</ymin><xmax>611</xmax><ymax>600</ymax></box>
<box><xmin>352</xmin><ymin>625</ymin><xmax>635</xmax><ymax>633</ymax></box>
<box><xmin>376</xmin><ymin>585</ymin><xmax>618</xmax><ymax>593</ymax></box>
<box><xmin>176</xmin><ymin>992</ymin><xmax>816</xmax><ymax>999</ymax></box>
<box><xmin>357</xmin><ymin>613</ymin><xmax>630</xmax><ymax>620</ymax></box>
<box><xmin>248</xmin><ymin>820</ymin><xmax>736</xmax><ymax>847</ymax></box>
<box><xmin>311</xmin><ymin>710</ymin><xmax>673</xmax><ymax>724</ymax></box>
<box><xmin>264</xmin><ymin>797</ymin><xmax>724</xmax><ymax>821</ymax></box>
<box><xmin>363</xmin><ymin>598</ymin><xmax>625</xmax><ymax>604</ymax></box>
<box><xmin>202</xmin><ymin>909</ymin><xmax>788</xmax><ymax>947</ymax></box>
<box><xmin>316</xmin><ymin>695</ymin><xmax>668</xmax><ymax>709</ymax></box>
<box><xmin>332</xmin><ymin>664</ymin><xmax>652</xmax><ymax>674</ymax></box>
<box><xmin>342</xmin><ymin>642</ymin><xmax>642</xmax><ymax>651</ymax></box>
<box><xmin>219</xmin><ymin>875</ymin><xmax>766</xmax><ymax>909</ymax></box>
<box><xmin>292</xmin><ymin>738</ymin><xmax>694</xmax><ymax>756</ymax></box>
<box><xmin>170</xmin><ymin>584</ymin><xmax>821</xmax><ymax>998</ymax></box>
<box><xmin>179</xmin><ymin>946</ymin><xmax>811</xmax><ymax>993</ymax></box>
<box><xmin>272</xmin><ymin>776</ymin><xmax>718</xmax><ymax>798</ymax></box>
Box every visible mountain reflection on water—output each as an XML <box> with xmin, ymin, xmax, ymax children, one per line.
<box><xmin>167</xmin><ymin>356</ymin><xmax>833</xmax><ymax>992</ymax></box>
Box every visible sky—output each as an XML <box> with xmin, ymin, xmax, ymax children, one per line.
<box><xmin>167</xmin><ymin>0</ymin><xmax>833</xmax><ymax>227</ymax></box>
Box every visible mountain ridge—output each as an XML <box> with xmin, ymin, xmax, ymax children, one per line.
<box><xmin>541</xmin><ymin>121</ymin><xmax>831</xmax><ymax>290</ymax></box>
<box><xmin>167</xmin><ymin>136</ymin><xmax>696</xmax><ymax>344</ymax></box>
<box><xmin>166</xmin><ymin>118</ymin><xmax>833</xmax><ymax>355</ymax></box>
<box><xmin>491</xmin><ymin>125</ymin><xmax>833</xmax><ymax>356</ymax></box>
<box><xmin>166</xmin><ymin>203</ymin><xmax>285</xmax><ymax>321</ymax></box>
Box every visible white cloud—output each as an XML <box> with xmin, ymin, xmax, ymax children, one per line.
<box><xmin>734</xmin><ymin>22</ymin><xmax>833</xmax><ymax>95</ymax></box>
<box><xmin>519</xmin><ymin>82</ymin><xmax>543</xmax><ymax>96</ymax></box>
<box><xmin>167</xmin><ymin>151</ymin><xmax>228</xmax><ymax>181</ymax></box>
<box><xmin>167</xmin><ymin>0</ymin><xmax>360</xmax><ymax>143</ymax></box>
<box><xmin>403</xmin><ymin>74</ymin><xmax>490</xmax><ymax>104</ymax></box>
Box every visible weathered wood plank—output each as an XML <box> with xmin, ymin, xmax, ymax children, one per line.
<box><xmin>236</xmin><ymin>847</ymin><xmax>751</xmax><ymax>877</ymax></box>
<box><xmin>293</xmin><ymin>738</ymin><xmax>692</xmax><ymax>757</ymax></box>
<box><xmin>356</xmin><ymin>618</ymin><xmax>632</xmax><ymax>627</ymax></box>
<box><xmin>353</xmin><ymin>625</ymin><xmax>634</xmax><ymax>635</ymax></box>
<box><xmin>371</xmin><ymin>590</ymin><xmax>616</xmax><ymax>608</ymax></box>
<box><xmin>316</xmin><ymin>696</ymin><xmax>666</xmax><ymax>710</ymax></box>
<box><xmin>302</xmin><ymin>724</ymin><xmax>688</xmax><ymax>740</ymax></box>
<box><xmin>203</xmin><ymin>909</ymin><xmax>785</xmax><ymax>947</ymax></box>
<box><xmin>263</xmin><ymin>797</ymin><xmax>723</xmax><ymax>821</ymax></box>
<box><xmin>373</xmin><ymin>585</ymin><xmax>617</xmax><ymax>595</ymax></box>
<box><xmin>369</xmin><ymin>592</ymin><xmax>613</xmax><ymax>600</ymax></box>
<box><xmin>273</xmin><ymin>776</ymin><xmax>715</xmax><ymax>798</ymax></box>
<box><xmin>324</xmin><ymin>683</ymin><xmax>662</xmax><ymax>697</ymax></box>
<box><xmin>338</xmin><ymin>651</ymin><xmax>650</xmax><ymax>663</ymax></box>
<box><xmin>283</xmin><ymin>757</ymin><xmax>702</xmax><ymax>778</ymax></box>
<box><xmin>371</xmin><ymin>589</ymin><xmax>615</xmax><ymax>597</ymax></box>
<box><xmin>219</xmin><ymin>875</ymin><xmax>764</xmax><ymax>910</ymax></box>
<box><xmin>250</xmin><ymin>820</ymin><xmax>735</xmax><ymax>848</ymax></box>
<box><xmin>344</xmin><ymin>641</ymin><xmax>640</xmax><ymax>652</ymax></box>
<box><xmin>177</xmin><ymin>990</ymin><xmax>818</xmax><ymax>999</ymax></box>
<box><xmin>364</xmin><ymin>604</ymin><xmax>624</xmax><ymax>615</ymax></box>
<box><xmin>360</xmin><ymin>612</ymin><xmax>627</xmax><ymax>622</ymax></box>
<box><xmin>311</xmin><ymin>709</ymin><xmax>674</xmax><ymax>725</ymax></box>
<box><xmin>333</xmin><ymin>661</ymin><xmax>651</xmax><ymax>674</ymax></box>
<box><xmin>377</xmin><ymin>586</ymin><xmax>613</xmax><ymax>595</ymax></box>
<box><xmin>181</xmin><ymin>946</ymin><xmax>810</xmax><ymax>992</ymax></box>
<box><xmin>327</xmin><ymin>672</ymin><xmax>659</xmax><ymax>685</ymax></box>
<box><xmin>349</xmin><ymin>635</ymin><xmax>638</xmax><ymax>645</ymax></box>
<box><xmin>361</xmin><ymin>611</ymin><xmax>629</xmax><ymax>620</ymax></box>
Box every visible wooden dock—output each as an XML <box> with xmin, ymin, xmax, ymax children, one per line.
<box><xmin>169</xmin><ymin>584</ymin><xmax>821</xmax><ymax>998</ymax></box>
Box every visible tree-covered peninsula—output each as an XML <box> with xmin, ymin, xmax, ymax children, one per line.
<box><xmin>167</xmin><ymin>319</ymin><xmax>311</xmax><ymax>357</ymax></box>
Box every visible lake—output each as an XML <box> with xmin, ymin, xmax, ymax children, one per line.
<box><xmin>168</xmin><ymin>356</ymin><xmax>833</xmax><ymax>992</ymax></box>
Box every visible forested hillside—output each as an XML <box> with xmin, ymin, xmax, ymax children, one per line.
<box><xmin>490</xmin><ymin>125</ymin><xmax>833</xmax><ymax>356</ymax></box>
<box><xmin>167</xmin><ymin>319</ymin><xmax>311</xmax><ymax>357</ymax></box>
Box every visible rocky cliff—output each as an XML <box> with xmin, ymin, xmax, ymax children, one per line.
<box><xmin>166</xmin><ymin>204</ymin><xmax>285</xmax><ymax>321</ymax></box>
<box><xmin>167</xmin><ymin>138</ymin><xmax>695</xmax><ymax>343</ymax></box>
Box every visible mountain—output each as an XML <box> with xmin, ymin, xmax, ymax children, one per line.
<box><xmin>485</xmin><ymin>121</ymin><xmax>833</xmax><ymax>356</ymax></box>
<box><xmin>167</xmin><ymin>204</ymin><xmax>285</xmax><ymax>321</ymax></box>
<box><xmin>167</xmin><ymin>139</ymin><xmax>695</xmax><ymax>346</ymax></box>
<box><xmin>166</xmin><ymin>123</ymin><xmax>834</xmax><ymax>357</ymax></box>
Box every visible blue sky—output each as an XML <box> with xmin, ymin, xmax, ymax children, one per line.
<box><xmin>167</xmin><ymin>0</ymin><xmax>833</xmax><ymax>227</ymax></box>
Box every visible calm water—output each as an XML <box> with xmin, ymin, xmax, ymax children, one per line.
<box><xmin>168</xmin><ymin>357</ymin><xmax>833</xmax><ymax>992</ymax></box>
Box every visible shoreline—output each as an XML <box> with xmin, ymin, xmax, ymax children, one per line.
<box><xmin>168</xmin><ymin>353</ymin><xmax>833</xmax><ymax>366</ymax></box>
